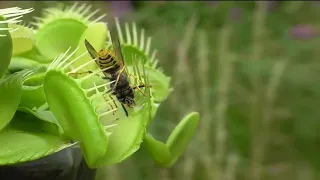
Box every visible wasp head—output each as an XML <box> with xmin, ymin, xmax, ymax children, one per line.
<box><xmin>125</xmin><ymin>96</ymin><xmax>136</xmax><ymax>108</ymax></box>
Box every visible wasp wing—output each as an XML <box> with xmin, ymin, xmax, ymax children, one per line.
<box><xmin>109</xmin><ymin>24</ymin><xmax>127</xmax><ymax>75</ymax></box>
<box><xmin>84</xmin><ymin>39</ymin><xmax>99</xmax><ymax>60</ymax></box>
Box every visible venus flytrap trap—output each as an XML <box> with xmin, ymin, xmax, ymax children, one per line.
<box><xmin>0</xmin><ymin>7</ymin><xmax>34</xmax><ymax>79</ymax></box>
<box><xmin>0</xmin><ymin>25</ymin><xmax>12</xmax><ymax>79</ymax></box>
<box><xmin>32</xmin><ymin>3</ymin><xmax>107</xmax><ymax>61</ymax></box>
<box><xmin>108</xmin><ymin>18</ymin><xmax>173</xmax><ymax>104</ymax></box>
<box><xmin>105</xmin><ymin>16</ymin><xmax>200</xmax><ymax>167</ymax></box>
<box><xmin>43</xmin><ymin>47</ymin><xmax>114</xmax><ymax>167</ymax></box>
<box><xmin>42</xmin><ymin>45</ymin><xmax>154</xmax><ymax>167</ymax></box>
<box><xmin>0</xmin><ymin>70</ymin><xmax>33</xmax><ymax>131</ymax></box>
<box><xmin>143</xmin><ymin>112</ymin><xmax>200</xmax><ymax>167</ymax></box>
<box><xmin>0</xmin><ymin>70</ymin><xmax>76</xmax><ymax>165</ymax></box>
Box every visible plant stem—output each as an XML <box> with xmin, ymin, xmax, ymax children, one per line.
<box><xmin>196</xmin><ymin>29</ymin><xmax>216</xmax><ymax>180</ymax></box>
<box><xmin>214</xmin><ymin>23</ymin><xmax>234</xmax><ymax>180</ymax></box>
<box><xmin>250</xmin><ymin>1</ymin><xmax>267</xmax><ymax>180</ymax></box>
<box><xmin>174</xmin><ymin>14</ymin><xmax>199</xmax><ymax>113</ymax></box>
<box><xmin>225</xmin><ymin>153</ymin><xmax>240</xmax><ymax>180</ymax></box>
<box><xmin>173</xmin><ymin>15</ymin><xmax>199</xmax><ymax>179</ymax></box>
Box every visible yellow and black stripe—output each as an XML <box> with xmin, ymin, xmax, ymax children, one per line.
<box><xmin>97</xmin><ymin>49</ymin><xmax>121</xmax><ymax>74</ymax></box>
<box><xmin>84</xmin><ymin>39</ymin><xmax>122</xmax><ymax>75</ymax></box>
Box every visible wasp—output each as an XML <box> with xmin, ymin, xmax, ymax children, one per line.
<box><xmin>83</xmin><ymin>27</ymin><xmax>149</xmax><ymax>117</ymax></box>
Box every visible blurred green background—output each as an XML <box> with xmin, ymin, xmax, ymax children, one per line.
<box><xmin>1</xmin><ymin>1</ymin><xmax>320</xmax><ymax>180</ymax></box>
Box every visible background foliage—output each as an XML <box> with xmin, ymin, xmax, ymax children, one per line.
<box><xmin>1</xmin><ymin>1</ymin><xmax>319</xmax><ymax>180</ymax></box>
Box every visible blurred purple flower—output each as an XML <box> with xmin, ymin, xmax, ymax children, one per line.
<box><xmin>231</xmin><ymin>7</ymin><xmax>241</xmax><ymax>21</ymax></box>
<box><xmin>267</xmin><ymin>1</ymin><xmax>279</xmax><ymax>11</ymax></box>
<box><xmin>207</xmin><ymin>1</ymin><xmax>219</xmax><ymax>6</ymax></box>
<box><xmin>110</xmin><ymin>1</ymin><xmax>133</xmax><ymax>18</ymax></box>
<box><xmin>291</xmin><ymin>25</ymin><xmax>319</xmax><ymax>40</ymax></box>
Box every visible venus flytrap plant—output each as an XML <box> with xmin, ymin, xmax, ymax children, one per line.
<box><xmin>0</xmin><ymin>2</ymin><xmax>199</xmax><ymax>170</ymax></box>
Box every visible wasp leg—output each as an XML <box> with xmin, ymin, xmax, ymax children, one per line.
<box><xmin>128</xmin><ymin>74</ymin><xmax>152</xmax><ymax>97</ymax></box>
<box><xmin>102</xmin><ymin>76</ymin><xmax>112</xmax><ymax>80</ymax></box>
<box><xmin>106</xmin><ymin>88</ymin><xmax>113</xmax><ymax>94</ymax></box>
<box><xmin>102</xmin><ymin>94</ymin><xmax>117</xmax><ymax>113</ymax></box>
<box><xmin>69</xmin><ymin>70</ymin><xmax>105</xmax><ymax>79</ymax></box>
<box><xmin>133</xmin><ymin>85</ymin><xmax>147</xmax><ymax>89</ymax></box>
<box><xmin>132</xmin><ymin>85</ymin><xmax>149</xmax><ymax>97</ymax></box>
<box><xmin>108</xmin><ymin>94</ymin><xmax>118</xmax><ymax>115</ymax></box>
<box><xmin>120</xmin><ymin>103</ymin><xmax>129</xmax><ymax>117</ymax></box>
<box><xmin>113</xmin><ymin>66</ymin><xmax>126</xmax><ymax>91</ymax></box>
<box><xmin>128</xmin><ymin>73</ymin><xmax>152</xmax><ymax>88</ymax></box>
<box><xmin>110</xmin><ymin>117</ymin><xmax>120</xmax><ymax>124</ymax></box>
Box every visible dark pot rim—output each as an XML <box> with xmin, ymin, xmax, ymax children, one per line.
<box><xmin>0</xmin><ymin>147</ymin><xmax>96</xmax><ymax>180</ymax></box>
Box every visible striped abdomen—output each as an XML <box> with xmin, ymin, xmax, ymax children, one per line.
<box><xmin>97</xmin><ymin>49</ymin><xmax>121</xmax><ymax>75</ymax></box>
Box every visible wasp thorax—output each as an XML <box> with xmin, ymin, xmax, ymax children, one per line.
<box><xmin>98</xmin><ymin>50</ymin><xmax>109</xmax><ymax>57</ymax></box>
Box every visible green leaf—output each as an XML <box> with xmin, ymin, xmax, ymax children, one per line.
<box><xmin>8</xmin><ymin>24</ymin><xmax>34</xmax><ymax>56</ymax></box>
<box><xmin>43</xmin><ymin>70</ymin><xmax>109</xmax><ymax>168</ymax></box>
<box><xmin>32</xmin><ymin>3</ymin><xmax>106</xmax><ymax>61</ymax></box>
<box><xmin>19</xmin><ymin>85</ymin><xmax>47</xmax><ymax>109</ymax></box>
<box><xmin>17</xmin><ymin>107</ymin><xmax>62</xmax><ymax>133</ymax></box>
<box><xmin>17</xmin><ymin>46</ymin><xmax>52</xmax><ymax>64</ymax></box>
<box><xmin>13</xmin><ymin>109</ymin><xmax>61</xmax><ymax>136</ymax></box>
<box><xmin>0</xmin><ymin>114</ymin><xmax>74</xmax><ymax>165</ymax></box>
<box><xmin>143</xmin><ymin>133</ymin><xmax>171</xmax><ymax>165</ymax></box>
<box><xmin>97</xmin><ymin>101</ymin><xmax>153</xmax><ymax>166</ymax></box>
<box><xmin>145</xmin><ymin>66</ymin><xmax>172</xmax><ymax>103</ymax></box>
<box><xmin>23</xmin><ymin>71</ymin><xmax>46</xmax><ymax>86</ymax></box>
<box><xmin>8</xmin><ymin>56</ymin><xmax>43</xmax><ymax>72</ymax></box>
<box><xmin>112</xmin><ymin>19</ymin><xmax>158</xmax><ymax>67</ymax></box>
<box><xmin>0</xmin><ymin>16</ymin><xmax>13</xmax><ymax>79</ymax></box>
<box><xmin>0</xmin><ymin>70</ymin><xmax>32</xmax><ymax>131</ymax></box>
<box><xmin>143</xmin><ymin>112</ymin><xmax>200</xmax><ymax>167</ymax></box>
<box><xmin>166</xmin><ymin>112</ymin><xmax>200</xmax><ymax>166</ymax></box>
<box><xmin>35</xmin><ymin>19</ymin><xmax>88</xmax><ymax>61</ymax></box>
